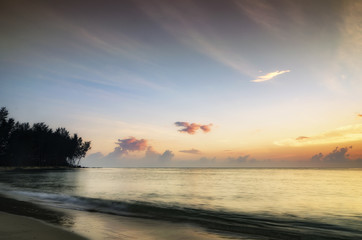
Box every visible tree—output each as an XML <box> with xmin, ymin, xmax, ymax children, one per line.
<box><xmin>0</xmin><ymin>107</ymin><xmax>15</xmax><ymax>165</ymax></box>
<box><xmin>0</xmin><ymin>107</ymin><xmax>91</xmax><ymax>167</ymax></box>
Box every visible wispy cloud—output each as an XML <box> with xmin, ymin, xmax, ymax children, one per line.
<box><xmin>138</xmin><ymin>1</ymin><xmax>257</xmax><ymax>77</ymax></box>
<box><xmin>337</xmin><ymin>1</ymin><xmax>362</xmax><ymax>75</ymax></box>
<box><xmin>252</xmin><ymin>70</ymin><xmax>290</xmax><ymax>82</ymax></box>
<box><xmin>1</xmin><ymin>2</ymin><xmax>169</xmax><ymax>95</ymax></box>
<box><xmin>175</xmin><ymin>122</ymin><xmax>213</xmax><ymax>134</ymax></box>
<box><xmin>322</xmin><ymin>1</ymin><xmax>362</xmax><ymax>92</ymax></box>
<box><xmin>233</xmin><ymin>0</ymin><xmax>305</xmax><ymax>37</ymax></box>
<box><xmin>358</xmin><ymin>114</ymin><xmax>362</xmax><ymax>117</ymax></box>
<box><xmin>234</xmin><ymin>0</ymin><xmax>281</xmax><ymax>33</ymax></box>
<box><xmin>296</xmin><ymin>136</ymin><xmax>309</xmax><ymax>141</ymax></box>
<box><xmin>179</xmin><ymin>149</ymin><xmax>201</xmax><ymax>154</ymax></box>
<box><xmin>275</xmin><ymin>124</ymin><xmax>362</xmax><ymax>146</ymax></box>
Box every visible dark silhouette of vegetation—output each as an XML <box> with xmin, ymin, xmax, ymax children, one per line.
<box><xmin>0</xmin><ymin>107</ymin><xmax>91</xmax><ymax>167</ymax></box>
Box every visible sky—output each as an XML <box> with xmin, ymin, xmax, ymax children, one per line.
<box><xmin>1</xmin><ymin>0</ymin><xmax>362</xmax><ymax>167</ymax></box>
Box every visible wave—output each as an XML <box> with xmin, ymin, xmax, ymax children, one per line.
<box><xmin>3</xmin><ymin>189</ymin><xmax>362</xmax><ymax>240</ymax></box>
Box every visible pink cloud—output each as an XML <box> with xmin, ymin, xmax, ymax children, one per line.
<box><xmin>200</xmin><ymin>124</ymin><xmax>213</xmax><ymax>133</ymax></box>
<box><xmin>116</xmin><ymin>137</ymin><xmax>147</xmax><ymax>154</ymax></box>
<box><xmin>296</xmin><ymin>136</ymin><xmax>309</xmax><ymax>141</ymax></box>
<box><xmin>175</xmin><ymin>122</ymin><xmax>213</xmax><ymax>134</ymax></box>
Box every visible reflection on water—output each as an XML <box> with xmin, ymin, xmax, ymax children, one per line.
<box><xmin>76</xmin><ymin>168</ymin><xmax>362</xmax><ymax>220</ymax></box>
<box><xmin>67</xmin><ymin>209</ymin><xmax>251</xmax><ymax>240</ymax></box>
<box><xmin>2</xmin><ymin>168</ymin><xmax>362</xmax><ymax>220</ymax></box>
<box><xmin>0</xmin><ymin>169</ymin><xmax>79</xmax><ymax>193</ymax></box>
<box><xmin>1</xmin><ymin>168</ymin><xmax>362</xmax><ymax>239</ymax></box>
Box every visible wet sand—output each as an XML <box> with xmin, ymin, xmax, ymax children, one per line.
<box><xmin>0</xmin><ymin>212</ymin><xmax>87</xmax><ymax>240</ymax></box>
<box><xmin>0</xmin><ymin>194</ymin><xmax>87</xmax><ymax>240</ymax></box>
<box><xmin>0</xmin><ymin>194</ymin><xmax>242</xmax><ymax>240</ymax></box>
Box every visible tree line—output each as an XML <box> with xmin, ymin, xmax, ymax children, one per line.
<box><xmin>0</xmin><ymin>107</ymin><xmax>91</xmax><ymax>167</ymax></box>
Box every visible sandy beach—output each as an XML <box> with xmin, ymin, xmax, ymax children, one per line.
<box><xmin>0</xmin><ymin>193</ymin><xmax>87</xmax><ymax>240</ymax></box>
<box><xmin>0</xmin><ymin>212</ymin><xmax>87</xmax><ymax>240</ymax></box>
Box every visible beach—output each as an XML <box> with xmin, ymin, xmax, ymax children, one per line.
<box><xmin>0</xmin><ymin>193</ymin><xmax>87</xmax><ymax>240</ymax></box>
<box><xmin>0</xmin><ymin>193</ymin><xmax>242</xmax><ymax>240</ymax></box>
<box><xmin>0</xmin><ymin>212</ymin><xmax>87</xmax><ymax>240</ymax></box>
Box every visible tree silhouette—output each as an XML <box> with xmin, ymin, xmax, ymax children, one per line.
<box><xmin>0</xmin><ymin>107</ymin><xmax>91</xmax><ymax>167</ymax></box>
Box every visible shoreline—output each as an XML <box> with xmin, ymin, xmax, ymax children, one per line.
<box><xmin>0</xmin><ymin>211</ymin><xmax>87</xmax><ymax>240</ymax></box>
<box><xmin>0</xmin><ymin>166</ymin><xmax>85</xmax><ymax>170</ymax></box>
<box><xmin>0</xmin><ymin>194</ymin><xmax>87</xmax><ymax>240</ymax></box>
<box><xmin>0</xmin><ymin>194</ymin><xmax>69</xmax><ymax>224</ymax></box>
<box><xmin>0</xmin><ymin>194</ymin><xmax>240</xmax><ymax>240</ymax></box>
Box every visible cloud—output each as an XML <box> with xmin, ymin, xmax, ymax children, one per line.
<box><xmin>145</xmin><ymin>146</ymin><xmax>174</xmax><ymax>162</ymax></box>
<box><xmin>175</xmin><ymin>122</ymin><xmax>213</xmax><ymax>134</ymax></box>
<box><xmin>358</xmin><ymin>114</ymin><xmax>362</xmax><ymax>117</ymax></box>
<box><xmin>322</xmin><ymin>1</ymin><xmax>362</xmax><ymax>92</ymax></box>
<box><xmin>115</xmin><ymin>137</ymin><xmax>148</xmax><ymax>153</ymax></box>
<box><xmin>296</xmin><ymin>136</ymin><xmax>309</xmax><ymax>141</ymax></box>
<box><xmin>137</xmin><ymin>1</ymin><xmax>258</xmax><ymax>77</ymax></box>
<box><xmin>336</xmin><ymin>1</ymin><xmax>362</xmax><ymax>79</ymax></box>
<box><xmin>323</xmin><ymin>146</ymin><xmax>352</xmax><ymax>163</ymax></box>
<box><xmin>179</xmin><ymin>149</ymin><xmax>201</xmax><ymax>154</ymax></box>
<box><xmin>83</xmin><ymin>139</ymin><xmax>174</xmax><ymax>167</ymax></box>
<box><xmin>274</xmin><ymin>124</ymin><xmax>362</xmax><ymax>146</ymax></box>
<box><xmin>310</xmin><ymin>152</ymin><xmax>324</xmax><ymax>162</ymax></box>
<box><xmin>144</xmin><ymin>146</ymin><xmax>159</xmax><ymax>159</ymax></box>
<box><xmin>175</xmin><ymin>122</ymin><xmax>199</xmax><ymax>134</ymax></box>
<box><xmin>227</xmin><ymin>155</ymin><xmax>251</xmax><ymax>163</ymax></box>
<box><xmin>200</xmin><ymin>124</ymin><xmax>213</xmax><ymax>133</ymax></box>
<box><xmin>102</xmin><ymin>136</ymin><xmax>148</xmax><ymax>160</ymax></box>
<box><xmin>159</xmin><ymin>150</ymin><xmax>174</xmax><ymax>162</ymax></box>
<box><xmin>252</xmin><ymin>70</ymin><xmax>290</xmax><ymax>82</ymax></box>
<box><xmin>309</xmin><ymin>146</ymin><xmax>362</xmax><ymax>166</ymax></box>
<box><xmin>234</xmin><ymin>0</ymin><xmax>282</xmax><ymax>34</ymax></box>
<box><xmin>233</xmin><ymin>0</ymin><xmax>309</xmax><ymax>38</ymax></box>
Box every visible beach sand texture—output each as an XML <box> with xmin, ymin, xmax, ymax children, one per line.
<box><xmin>0</xmin><ymin>212</ymin><xmax>87</xmax><ymax>240</ymax></box>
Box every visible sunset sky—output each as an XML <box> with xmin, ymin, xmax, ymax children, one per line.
<box><xmin>1</xmin><ymin>0</ymin><xmax>361</xmax><ymax>167</ymax></box>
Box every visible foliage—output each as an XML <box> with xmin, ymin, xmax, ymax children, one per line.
<box><xmin>0</xmin><ymin>107</ymin><xmax>91</xmax><ymax>167</ymax></box>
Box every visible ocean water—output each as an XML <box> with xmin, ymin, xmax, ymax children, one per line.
<box><xmin>1</xmin><ymin>168</ymin><xmax>362</xmax><ymax>239</ymax></box>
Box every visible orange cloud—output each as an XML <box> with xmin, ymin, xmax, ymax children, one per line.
<box><xmin>296</xmin><ymin>136</ymin><xmax>309</xmax><ymax>141</ymax></box>
<box><xmin>358</xmin><ymin>114</ymin><xmax>362</xmax><ymax>117</ymax></box>
<box><xmin>275</xmin><ymin>124</ymin><xmax>362</xmax><ymax>146</ymax></box>
<box><xmin>252</xmin><ymin>70</ymin><xmax>290</xmax><ymax>82</ymax></box>
<box><xmin>200</xmin><ymin>124</ymin><xmax>213</xmax><ymax>133</ymax></box>
<box><xmin>175</xmin><ymin>122</ymin><xmax>213</xmax><ymax>134</ymax></box>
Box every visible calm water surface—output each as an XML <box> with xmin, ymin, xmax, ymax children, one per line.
<box><xmin>1</xmin><ymin>168</ymin><xmax>362</xmax><ymax>239</ymax></box>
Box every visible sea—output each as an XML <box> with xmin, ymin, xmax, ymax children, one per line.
<box><xmin>0</xmin><ymin>168</ymin><xmax>362</xmax><ymax>239</ymax></box>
